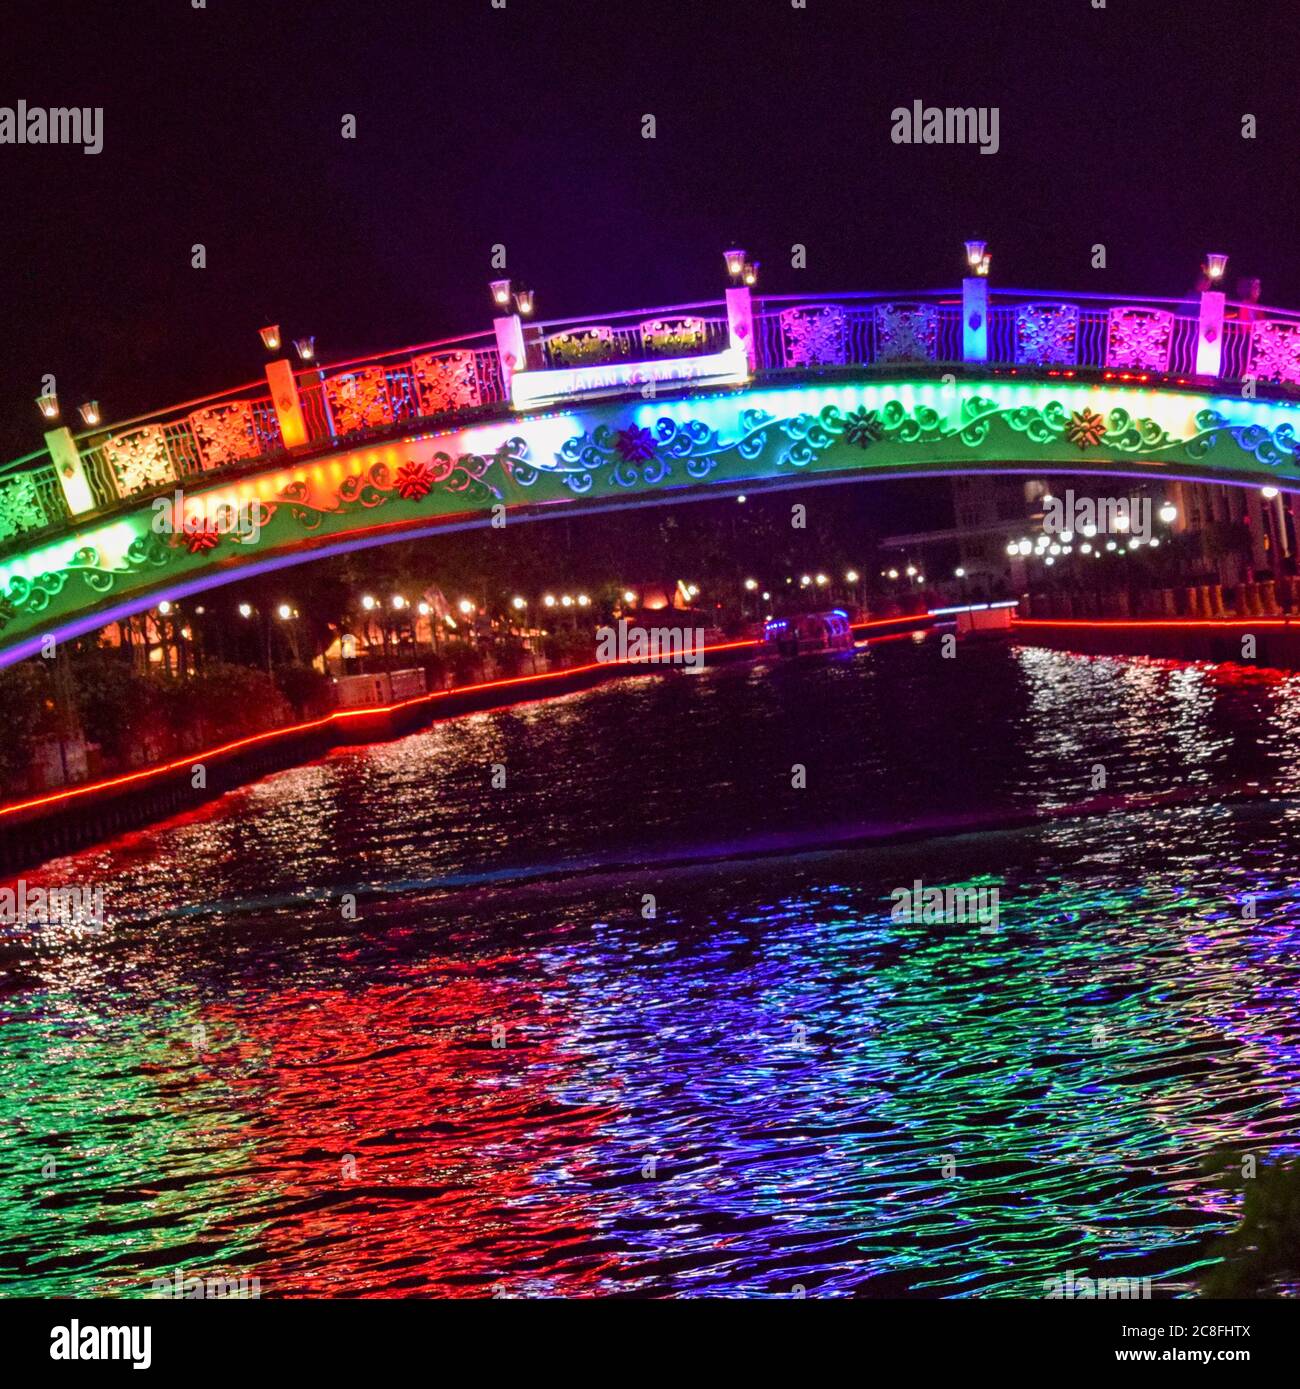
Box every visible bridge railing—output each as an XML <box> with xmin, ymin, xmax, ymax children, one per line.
<box><xmin>9</xmin><ymin>284</ymin><xmax>1300</xmax><ymax>560</ymax></box>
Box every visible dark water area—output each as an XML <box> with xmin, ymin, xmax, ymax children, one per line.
<box><xmin>3</xmin><ymin>640</ymin><xmax>1300</xmax><ymax>1297</ymax></box>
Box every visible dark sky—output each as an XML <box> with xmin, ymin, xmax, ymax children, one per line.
<box><xmin>2</xmin><ymin>0</ymin><xmax>1298</xmax><ymax>465</ymax></box>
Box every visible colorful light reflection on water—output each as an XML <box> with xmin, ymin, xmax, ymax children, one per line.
<box><xmin>3</xmin><ymin>644</ymin><xmax>1300</xmax><ymax>1297</ymax></box>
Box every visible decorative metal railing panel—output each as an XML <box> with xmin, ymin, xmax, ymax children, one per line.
<box><xmin>104</xmin><ymin>425</ymin><xmax>176</xmax><ymax>496</ymax></box>
<box><xmin>1013</xmin><ymin>304</ymin><xmax>1080</xmax><ymax>367</ymax></box>
<box><xmin>875</xmin><ymin>303</ymin><xmax>941</xmax><ymax>364</ymax></box>
<box><xmin>324</xmin><ymin>366</ymin><xmax>394</xmax><ymax>435</ymax></box>
<box><xmin>412</xmin><ymin>349</ymin><xmax>482</xmax><ymax>415</ymax></box>
<box><xmin>77</xmin><ymin>444</ymin><xmax>124</xmax><ymax>510</ymax></box>
<box><xmin>1105</xmin><ymin>306</ymin><xmax>1174</xmax><ymax>373</ymax></box>
<box><xmin>542</xmin><ymin>326</ymin><xmax>621</xmax><ymax>368</ymax></box>
<box><xmin>0</xmin><ymin>472</ymin><xmax>53</xmax><ymax>544</ymax></box>
<box><xmin>639</xmin><ymin>316</ymin><xmax>712</xmax><ymax>357</ymax></box>
<box><xmin>779</xmin><ymin>305</ymin><xmax>848</xmax><ymax>367</ymax></box>
<box><xmin>190</xmin><ymin>400</ymin><xmax>264</xmax><ymax>470</ymax></box>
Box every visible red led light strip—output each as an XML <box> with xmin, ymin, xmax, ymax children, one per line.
<box><xmin>0</xmin><ymin>620</ymin><xmax>931</xmax><ymax>821</ymax></box>
<box><xmin>1013</xmin><ymin>617</ymin><xmax>1295</xmax><ymax>630</ymax></box>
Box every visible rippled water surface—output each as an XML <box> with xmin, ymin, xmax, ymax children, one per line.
<box><xmin>3</xmin><ymin>641</ymin><xmax>1300</xmax><ymax>1297</ymax></box>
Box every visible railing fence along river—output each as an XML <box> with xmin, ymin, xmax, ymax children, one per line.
<box><xmin>5</xmin><ymin>263</ymin><xmax>1299</xmax><ymax>554</ymax></box>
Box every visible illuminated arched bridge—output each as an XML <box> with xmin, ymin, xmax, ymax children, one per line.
<box><xmin>4</xmin><ymin>255</ymin><xmax>1300</xmax><ymax>667</ymax></box>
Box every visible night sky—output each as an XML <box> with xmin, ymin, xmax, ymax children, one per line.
<box><xmin>2</xmin><ymin>0</ymin><xmax>1297</xmax><ymax>471</ymax></box>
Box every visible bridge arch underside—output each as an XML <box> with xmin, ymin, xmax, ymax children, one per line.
<box><xmin>2</xmin><ymin>373</ymin><xmax>1299</xmax><ymax>667</ymax></box>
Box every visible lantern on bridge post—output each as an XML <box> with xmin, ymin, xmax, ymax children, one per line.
<box><xmin>1196</xmin><ymin>252</ymin><xmax>1229</xmax><ymax>379</ymax></box>
<box><xmin>724</xmin><ymin>248</ymin><xmax>758</xmax><ymax>371</ymax></box>
<box><xmin>490</xmin><ymin>278</ymin><xmax>529</xmax><ymax>395</ymax></box>
<box><xmin>962</xmin><ymin>240</ymin><xmax>989</xmax><ymax>364</ymax></box>
<box><xmin>260</xmin><ymin>324</ymin><xmax>307</xmax><ymax>448</ymax></box>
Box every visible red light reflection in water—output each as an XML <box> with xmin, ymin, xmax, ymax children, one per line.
<box><xmin>198</xmin><ymin>954</ymin><xmax>623</xmax><ymax>1297</ymax></box>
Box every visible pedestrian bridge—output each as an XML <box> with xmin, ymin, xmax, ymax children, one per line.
<box><xmin>4</xmin><ymin>275</ymin><xmax>1300</xmax><ymax>668</ymax></box>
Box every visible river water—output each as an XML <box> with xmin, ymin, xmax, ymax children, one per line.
<box><xmin>3</xmin><ymin>639</ymin><xmax>1300</xmax><ymax>1297</ymax></box>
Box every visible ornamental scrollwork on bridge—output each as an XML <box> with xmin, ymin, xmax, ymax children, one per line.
<box><xmin>522</xmin><ymin>418</ymin><xmax>729</xmax><ymax>494</ymax></box>
<box><xmin>0</xmin><ymin>533</ymin><xmax>171</xmax><ymax>632</ymax></box>
<box><xmin>1185</xmin><ymin>409</ymin><xmax>1300</xmax><ymax>468</ymax></box>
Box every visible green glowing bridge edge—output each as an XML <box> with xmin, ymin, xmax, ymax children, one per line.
<box><xmin>2</xmin><ymin>377</ymin><xmax>1299</xmax><ymax>661</ymax></box>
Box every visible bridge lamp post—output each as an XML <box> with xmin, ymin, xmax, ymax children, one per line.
<box><xmin>962</xmin><ymin>240</ymin><xmax>990</xmax><ymax>364</ymax></box>
<box><xmin>35</xmin><ymin>392</ymin><xmax>59</xmax><ymax>420</ymax></box>
<box><xmin>78</xmin><ymin>401</ymin><xmax>100</xmax><ymax>426</ymax></box>
<box><xmin>723</xmin><ymin>248</ymin><xmax>758</xmax><ymax>373</ymax></box>
<box><xmin>1196</xmin><ymin>254</ymin><xmax>1229</xmax><ymax>377</ymax></box>
<box><xmin>259</xmin><ymin>324</ymin><xmax>309</xmax><ymax>448</ymax></box>
<box><xmin>293</xmin><ymin>337</ymin><xmax>316</xmax><ymax>363</ymax></box>
<box><xmin>491</xmin><ymin>279</ymin><xmax>529</xmax><ymax>393</ymax></box>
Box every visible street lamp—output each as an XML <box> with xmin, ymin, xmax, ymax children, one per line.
<box><xmin>742</xmin><ymin>260</ymin><xmax>760</xmax><ymax>287</ymax></box>
<box><xmin>392</xmin><ymin>594</ymin><xmax>406</xmax><ymax>609</ymax></box>
<box><xmin>238</xmin><ymin>603</ymin><xmax>252</xmax><ymax>618</ymax></box>
<box><xmin>744</xmin><ymin>578</ymin><xmax>758</xmax><ymax>591</ymax></box>
<box><xmin>35</xmin><ymin>392</ymin><xmax>58</xmax><ymax>420</ymax></box>
<box><xmin>577</xmin><ymin>594</ymin><xmax>590</xmax><ymax>607</ymax></box>
<box><xmin>78</xmin><ymin>401</ymin><xmax>101</xmax><ymax>426</ymax></box>
<box><xmin>259</xmin><ymin>324</ymin><xmax>281</xmax><ymax>352</ymax></box>
<box><xmin>294</xmin><ymin>337</ymin><xmax>316</xmax><ymax>362</ymax></box>
<box><xmin>724</xmin><ymin>247</ymin><xmax>747</xmax><ymax>279</ymax></box>
<box><xmin>458</xmin><ymin>599</ymin><xmax>474</xmax><ymax>615</ymax></box>
<box><xmin>490</xmin><ymin>278</ymin><xmax>513</xmax><ymax>309</ymax></box>
<box><xmin>623</xmin><ymin>590</ymin><xmax>637</xmax><ymax>604</ymax></box>
<box><xmin>845</xmin><ymin>570</ymin><xmax>858</xmax><ymax>584</ymax></box>
<box><xmin>964</xmin><ymin>240</ymin><xmax>990</xmax><ymax>276</ymax></box>
<box><xmin>1204</xmin><ymin>253</ymin><xmax>1229</xmax><ymax>283</ymax></box>
<box><xmin>1158</xmin><ymin>502</ymin><xmax>1178</xmax><ymax>525</ymax></box>
<box><xmin>512</xmin><ymin>595</ymin><xmax>527</xmax><ymax>610</ymax></box>
<box><xmin>514</xmin><ymin>288</ymin><xmax>535</xmax><ymax>316</ymax></box>
<box><xmin>543</xmin><ymin>594</ymin><xmax>556</xmax><ymax>608</ymax></box>
<box><xmin>361</xmin><ymin>594</ymin><xmax>376</xmax><ymax>610</ymax></box>
<box><xmin>277</xmin><ymin>603</ymin><xmax>292</xmax><ymax>620</ymax></box>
